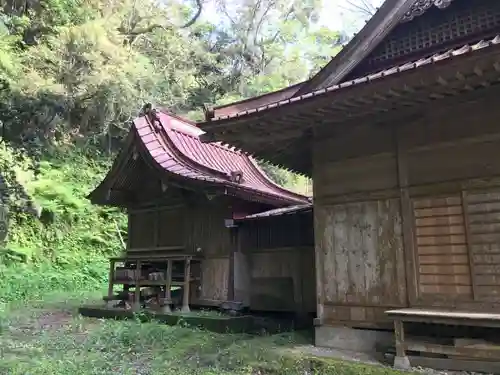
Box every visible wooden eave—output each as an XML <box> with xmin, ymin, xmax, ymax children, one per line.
<box><xmin>136</xmin><ymin>112</ymin><xmax>308</xmax><ymax>206</ymax></box>
<box><xmin>135</xmin><ymin>132</ymin><xmax>306</xmax><ymax>208</ymax></box>
<box><xmin>235</xmin><ymin>203</ymin><xmax>313</xmax><ymax>223</ymax></box>
<box><xmin>88</xmin><ymin>113</ymin><xmax>309</xmax><ymax>207</ymax></box>
<box><xmin>200</xmin><ymin>36</ymin><xmax>500</xmax><ymax>175</ymax></box>
<box><xmin>87</xmin><ymin>131</ymin><xmax>138</xmax><ymax>206</ymax></box>
<box><xmin>294</xmin><ymin>0</ymin><xmax>416</xmax><ymax>95</ymax></box>
<box><xmin>204</xmin><ymin>82</ymin><xmax>304</xmax><ymax>121</ymax></box>
<box><xmin>89</xmin><ymin>133</ymin><xmax>306</xmax><ymax>208</ymax></box>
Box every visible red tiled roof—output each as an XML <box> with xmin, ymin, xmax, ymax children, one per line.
<box><xmin>134</xmin><ymin>111</ymin><xmax>308</xmax><ymax>205</ymax></box>
<box><xmin>200</xmin><ymin>35</ymin><xmax>500</xmax><ymax>123</ymax></box>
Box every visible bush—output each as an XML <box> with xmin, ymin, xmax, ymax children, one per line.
<box><xmin>0</xmin><ymin>146</ymin><xmax>125</xmax><ymax>305</ymax></box>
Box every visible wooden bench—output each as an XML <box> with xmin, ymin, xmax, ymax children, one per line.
<box><xmin>386</xmin><ymin>308</ymin><xmax>500</xmax><ymax>372</ymax></box>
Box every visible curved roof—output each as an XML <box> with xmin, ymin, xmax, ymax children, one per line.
<box><xmin>89</xmin><ymin>110</ymin><xmax>309</xmax><ymax>207</ymax></box>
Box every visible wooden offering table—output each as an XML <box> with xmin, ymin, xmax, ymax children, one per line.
<box><xmin>106</xmin><ymin>253</ymin><xmax>202</xmax><ymax>313</ymax></box>
<box><xmin>386</xmin><ymin>308</ymin><xmax>500</xmax><ymax>373</ymax></box>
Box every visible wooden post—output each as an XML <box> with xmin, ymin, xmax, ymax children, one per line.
<box><xmin>393</xmin><ymin>319</ymin><xmax>410</xmax><ymax>370</ymax></box>
<box><xmin>182</xmin><ymin>257</ymin><xmax>191</xmax><ymax>313</ymax></box>
<box><xmin>108</xmin><ymin>260</ymin><xmax>115</xmax><ymax>297</ymax></box>
<box><xmin>133</xmin><ymin>260</ymin><xmax>142</xmax><ymax>311</ymax></box>
<box><xmin>227</xmin><ymin>227</ymin><xmax>237</xmax><ymax>301</ymax></box>
<box><xmin>163</xmin><ymin>259</ymin><xmax>172</xmax><ymax>313</ymax></box>
<box><xmin>394</xmin><ymin>319</ymin><xmax>405</xmax><ymax>358</ymax></box>
<box><xmin>313</xmin><ymin>208</ymin><xmax>325</xmax><ymax>326</ymax></box>
<box><xmin>394</xmin><ymin>125</ymin><xmax>418</xmax><ymax>306</ymax></box>
<box><xmin>107</xmin><ymin>260</ymin><xmax>115</xmax><ymax>306</ymax></box>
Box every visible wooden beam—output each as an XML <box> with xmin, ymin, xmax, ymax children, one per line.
<box><xmin>408</xmin><ymin>356</ymin><xmax>500</xmax><ymax>374</ymax></box>
<box><xmin>204</xmin><ymin>58</ymin><xmax>500</xmax><ymax>141</ymax></box>
<box><xmin>405</xmin><ymin>342</ymin><xmax>500</xmax><ymax>360</ymax></box>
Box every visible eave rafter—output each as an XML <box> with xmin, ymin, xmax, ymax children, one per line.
<box><xmin>201</xmin><ymin>49</ymin><xmax>500</xmax><ymax>175</ymax></box>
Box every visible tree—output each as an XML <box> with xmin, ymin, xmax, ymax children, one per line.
<box><xmin>334</xmin><ymin>0</ymin><xmax>383</xmax><ymax>35</ymax></box>
<box><xmin>206</xmin><ymin>0</ymin><xmax>342</xmax><ymax>99</ymax></box>
<box><xmin>0</xmin><ymin>0</ymin><xmax>340</xmax><ymax>192</ymax></box>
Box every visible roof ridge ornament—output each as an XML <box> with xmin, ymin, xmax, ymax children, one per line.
<box><xmin>141</xmin><ymin>103</ymin><xmax>162</xmax><ymax>132</ymax></box>
<box><xmin>402</xmin><ymin>0</ymin><xmax>454</xmax><ymax>23</ymax></box>
<box><xmin>203</xmin><ymin>104</ymin><xmax>215</xmax><ymax>121</ymax></box>
<box><xmin>230</xmin><ymin>170</ymin><xmax>243</xmax><ymax>184</ymax></box>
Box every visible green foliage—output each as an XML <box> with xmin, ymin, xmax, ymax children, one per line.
<box><xmin>0</xmin><ymin>146</ymin><xmax>124</xmax><ymax>304</ymax></box>
<box><xmin>260</xmin><ymin>162</ymin><xmax>312</xmax><ymax>195</ymax></box>
<box><xmin>0</xmin><ymin>0</ymin><xmax>332</xmax><ymax>308</ymax></box>
<box><xmin>0</xmin><ymin>296</ymin><xmax>408</xmax><ymax>374</ymax></box>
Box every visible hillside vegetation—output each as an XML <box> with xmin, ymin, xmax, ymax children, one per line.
<box><xmin>0</xmin><ymin>146</ymin><xmax>125</xmax><ymax>305</ymax></box>
<box><xmin>0</xmin><ymin>1</ymin><xmax>407</xmax><ymax>374</ymax></box>
<box><xmin>1</xmin><ymin>0</ymin><xmax>335</xmax><ymax>304</ymax></box>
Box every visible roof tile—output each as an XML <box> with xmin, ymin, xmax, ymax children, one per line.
<box><xmin>135</xmin><ymin>112</ymin><xmax>308</xmax><ymax>205</ymax></box>
<box><xmin>201</xmin><ymin>35</ymin><xmax>500</xmax><ymax>124</ymax></box>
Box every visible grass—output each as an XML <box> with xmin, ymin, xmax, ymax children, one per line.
<box><xmin>0</xmin><ymin>141</ymin><xmax>405</xmax><ymax>374</ymax></box>
<box><xmin>0</xmin><ymin>291</ymin><xmax>408</xmax><ymax>375</ymax></box>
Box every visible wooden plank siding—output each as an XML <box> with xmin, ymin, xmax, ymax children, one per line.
<box><xmin>126</xmin><ymin>189</ymin><xmax>234</xmax><ymax>305</ymax></box>
<box><xmin>315</xmin><ymin>200</ymin><xmax>406</xmax><ymax>328</ymax></box>
<box><xmin>465</xmin><ymin>190</ymin><xmax>500</xmax><ymax>301</ymax></box>
<box><xmin>412</xmin><ymin>195</ymin><xmax>472</xmax><ymax>299</ymax></box>
<box><xmin>313</xmin><ymin>94</ymin><xmax>500</xmax><ymax>328</ymax></box>
<box><xmin>238</xmin><ymin>212</ymin><xmax>315</xmax><ymax>314</ymax></box>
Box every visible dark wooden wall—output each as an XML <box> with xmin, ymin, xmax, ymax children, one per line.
<box><xmin>237</xmin><ymin>212</ymin><xmax>315</xmax><ymax>314</ymax></box>
<box><xmin>126</xmin><ymin>186</ymin><xmax>235</xmax><ymax>304</ymax></box>
<box><xmin>313</xmin><ymin>91</ymin><xmax>500</xmax><ymax>329</ymax></box>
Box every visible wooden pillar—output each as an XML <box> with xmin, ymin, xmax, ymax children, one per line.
<box><xmin>133</xmin><ymin>260</ymin><xmax>142</xmax><ymax>311</ymax></box>
<box><xmin>227</xmin><ymin>226</ymin><xmax>237</xmax><ymax>301</ymax></box>
<box><xmin>182</xmin><ymin>257</ymin><xmax>191</xmax><ymax>313</ymax></box>
<box><xmin>393</xmin><ymin>319</ymin><xmax>410</xmax><ymax>370</ymax></box>
<box><xmin>107</xmin><ymin>260</ymin><xmax>115</xmax><ymax>299</ymax></box>
<box><xmin>313</xmin><ymin>208</ymin><xmax>325</xmax><ymax>326</ymax></box>
<box><xmin>394</xmin><ymin>125</ymin><xmax>417</xmax><ymax>306</ymax></box>
<box><xmin>163</xmin><ymin>259</ymin><xmax>172</xmax><ymax>313</ymax></box>
<box><xmin>394</xmin><ymin>319</ymin><xmax>405</xmax><ymax>357</ymax></box>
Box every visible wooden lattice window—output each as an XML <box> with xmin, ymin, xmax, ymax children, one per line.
<box><xmin>349</xmin><ymin>0</ymin><xmax>500</xmax><ymax>78</ymax></box>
